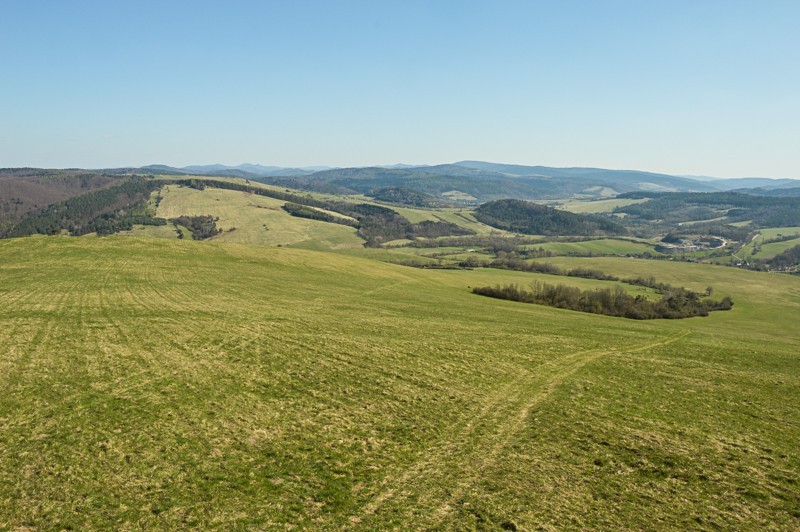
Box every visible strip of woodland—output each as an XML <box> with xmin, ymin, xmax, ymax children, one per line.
<box><xmin>473</xmin><ymin>281</ymin><xmax>733</xmax><ymax>319</ymax></box>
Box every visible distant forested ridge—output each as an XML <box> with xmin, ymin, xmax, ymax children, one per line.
<box><xmin>369</xmin><ymin>187</ymin><xmax>446</xmax><ymax>207</ymax></box>
<box><xmin>3</xmin><ymin>177</ymin><xmax>165</xmax><ymax>237</ymax></box>
<box><xmin>475</xmin><ymin>199</ymin><xmax>627</xmax><ymax>236</ymax></box>
<box><xmin>281</xmin><ymin>203</ymin><xmax>359</xmax><ymax>227</ymax></box>
<box><xmin>615</xmin><ymin>191</ymin><xmax>800</xmax><ymax>227</ymax></box>
<box><xmin>0</xmin><ymin>169</ymin><xmax>123</xmax><ymax>232</ymax></box>
<box><xmin>244</xmin><ymin>161</ymin><xmax>721</xmax><ymax>202</ymax></box>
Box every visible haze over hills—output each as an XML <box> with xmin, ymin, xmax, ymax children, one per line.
<box><xmin>4</xmin><ymin>162</ymin><xmax>798</xmax><ymax>223</ymax></box>
<box><xmin>124</xmin><ymin>161</ymin><xmax>798</xmax><ymax>202</ymax></box>
<box><xmin>141</xmin><ymin>164</ymin><xmax>330</xmax><ymax>178</ymax></box>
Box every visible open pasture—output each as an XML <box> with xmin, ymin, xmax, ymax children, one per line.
<box><xmin>155</xmin><ymin>184</ymin><xmax>363</xmax><ymax>250</ymax></box>
<box><xmin>0</xmin><ymin>237</ymin><xmax>798</xmax><ymax>529</ymax></box>
<box><xmin>526</xmin><ymin>238</ymin><xmax>656</xmax><ymax>256</ymax></box>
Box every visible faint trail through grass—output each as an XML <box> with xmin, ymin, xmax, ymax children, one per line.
<box><xmin>359</xmin><ymin>330</ymin><xmax>691</xmax><ymax>525</ymax></box>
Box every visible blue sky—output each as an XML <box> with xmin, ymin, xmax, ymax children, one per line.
<box><xmin>1</xmin><ymin>0</ymin><xmax>798</xmax><ymax>177</ymax></box>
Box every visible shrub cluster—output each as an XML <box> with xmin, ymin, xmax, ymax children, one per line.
<box><xmin>171</xmin><ymin>215</ymin><xmax>221</xmax><ymax>240</ymax></box>
<box><xmin>473</xmin><ymin>282</ymin><xmax>732</xmax><ymax>320</ymax></box>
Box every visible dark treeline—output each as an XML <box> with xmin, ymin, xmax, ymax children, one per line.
<box><xmin>180</xmin><ymin>178</ymin><xmax>339</xmax><ymax>209</ymax></box>
<box><xmin>475</xmin><ymin>199</ymin><xmax>627</xmax><ymax>236</ymax></box>
<box><xmin>172</xmin><ymin>215</ymin><xmax>221</xmax><ymax>240</ymax></box>
<box><xmin>357</xmin><ymin>210</ymin><xmax>473</xmax><ymax>246</ymax></box>
<box><xmin>4</xmin><ymin>177</ymin><xmax>164</xmax><ymax>237</ymax></box>
<box><xmin>473</xmin><ymin>282</ymin><xmax>733</xmax><ymax>320</ymax></box>
<box><xmin>90</xmin><ymin>213</ymin><xmax>166</xmax><ymax>236</ymax></box>
<box><xmin>281</xmin><ymin>203</ymin><xmax>359</xmax><ymax>227</ymax></box>
<box><xmin>662</xmin><ymin>223</ymin><xmax>752</xmax><ymax>243</ymax></box>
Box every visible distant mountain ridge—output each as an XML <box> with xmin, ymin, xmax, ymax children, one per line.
<box><xmin>454</xmin><ymin>161</ymin><xmax>718</xmax><ymax>191</ymax></box>
<box><xmin>3</xmin><ymin>162</ymin><xmax>790</xmax><ymax>205</ymax></box>
<box><xmin>140</xmin><ymin>164</ymin><xmax>330</xmax><ymax>178</ymax></box>
<box><xmin>128</xmin><ymin>161</ymin><xmax>800</xmax><ymax>202</ymax></box>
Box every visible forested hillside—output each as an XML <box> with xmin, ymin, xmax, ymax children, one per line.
<box><xmin>2</xmin><ymin>177</ymin><xmax>164</xmax><ymax>237</ymax></box>
<box><xmin>475</xmin><ymin>199</ymin><xmax>627</xmax><ymax>236</ymax></box>
<box><xmin>252</xmin><ymin>167</ymin><xmax>634</xmax><ymax>201</ymax></box>
<box><xmin>615</xmin><ymin>191</ymin><xmax>800</xmax><ymax>227</ymax></box>
<box><xmin>0</xmin><ymin>169</ymin><xmax>122</xmax><ymax>232</ymax></box>
<box><xmin>369</xmin><ymin>187</ymin><xmax>447</xmax><ymax>207</ymax></box>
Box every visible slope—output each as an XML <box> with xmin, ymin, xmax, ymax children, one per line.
<box><xmin>0</xmin><ymin>237</ymin><xmax>797</xmax><ymax>529</ymax></box>
<box><xmin>0</xmin><ymin>169</ymin><xmax>122</xmax><ymax>232</ymax></box>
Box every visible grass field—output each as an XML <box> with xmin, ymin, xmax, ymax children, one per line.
<box><xmin>526</xmin><ymin>238</ymin><xmax>656</xmax><ymax>256</ymax></box>
<box><xmin>752</xmin><ymin>238</ymin><xmax>800</xmax><ymax>259</ymax></box>
<box><xmin>737</xmin><ymin>227</ymin><xmax>800</xmax><ymax>260</ymax></box>
<box><xmin>154</xmin><ymin>185</ymin><xmax>363</xmax><ymax>250</ymax></box>
<box><xmin>1</xmin><ymin>236</ymin><xmax>798</xmax><ymax>529</ymax></box>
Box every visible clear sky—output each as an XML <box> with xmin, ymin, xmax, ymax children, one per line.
<box><xmin>1</xmin><ymin>1</ymin><xmax>798</xmax><ymax>177</ymax></box>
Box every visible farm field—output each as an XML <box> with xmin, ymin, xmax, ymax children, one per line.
<box><xmin>0</xmin><ymin>236</ymin><xmax>798</xmax><ymax>529</ymax></box>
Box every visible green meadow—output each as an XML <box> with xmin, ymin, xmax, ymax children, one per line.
<box><xmin>156</xmin><ymin>184</ymin><xmax>363</xmax><ymax>250</ymax></box>
<box><xmin>738</xmin><ymin>227</ymin><xmax>800</xmax><ymax>260</ymax></box>
<box><xmin>1</xmin><ymin>236</ymin><xmax>798</xmax><ymax>529</ymax></box>
<box><xmin>527</xmin><ymin>238</ymin><xmax>655</xmax><ymax>256</ymax></box>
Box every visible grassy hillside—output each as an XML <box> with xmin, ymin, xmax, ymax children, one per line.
<box><xmin>753</xmin><ymin>238</ymin><xmax>800</xmax><ymax>260</ymax></box>
<box><xmin>0</xmin><ymin>236</ymin><xmax>798</xmax><ymax>529</ymax></box>
<box><xmin>155</xmin><ymin>184</ymin><xmax>363</xmax><ymax>250</ymax></box>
